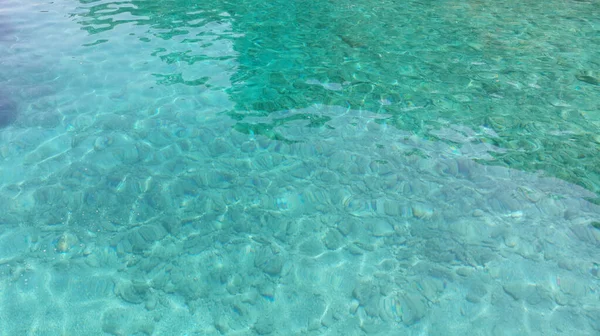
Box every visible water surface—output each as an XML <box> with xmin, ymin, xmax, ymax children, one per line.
<box><xmin>0</xmin><ymin>0</ymin><xmax>599</xmax><ymax>335</ymax></box>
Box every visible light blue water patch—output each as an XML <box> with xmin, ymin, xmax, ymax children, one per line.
<box><xmin>0</xmin><ymin>0</ymin><xmax>599</xmax><ymax>335</ymax></box>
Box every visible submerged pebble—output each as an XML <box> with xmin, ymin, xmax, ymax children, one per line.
<box><xmin>412</xmin><ymin>203</ymin><xmax>434</xmax><ymax>219</ymax></box>
<box><xmin>56</xmin><ymin>232</ymin><xmax>78</xmax><ymax>253</ymax></box>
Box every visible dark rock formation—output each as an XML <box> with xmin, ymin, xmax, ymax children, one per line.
<box><xmin>0</xmin><ymin>93</ymin><xmax>17</xmax><ymax>128</ymax></box>
<box><xmin>0</xmin><ymin>22</ymin><xmax>12</xmax><ymax>42</ymax></box>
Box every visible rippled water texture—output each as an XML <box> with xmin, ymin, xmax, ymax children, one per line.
<box><xmin>0</xmin><ymin>0</ymin><xmax>599</xmax><ymax>335</ymax></box>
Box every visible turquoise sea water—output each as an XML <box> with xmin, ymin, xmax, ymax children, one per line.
<box><xmin>1</xmin><ymin>0</ymin><xmax>599</xmax><ymax>334</ymax></box>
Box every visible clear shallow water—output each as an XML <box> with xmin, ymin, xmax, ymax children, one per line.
<box><xmin>0</xmin><ymin>0</ymin><xmax>599</xmax><ymax>335</ymax></box>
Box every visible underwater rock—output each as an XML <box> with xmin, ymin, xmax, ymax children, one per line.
<box><xmin>411</xmin><ymin>203</ymin><xmax>434</xmax><ymax>219</ymax></box>
<box><xmin>0</xmin><ymin>92</ymin><xmax>17</xmax><ymax>128</ymax></box>
<box><xmin>576</xmin><ymin>74</ymin><xmax>600</xmax><ymax>86</ymax></box>
<box><xmin>0</xmin><ymin>22</ymin><xmax>13</xmax><ymax>42</ymax></box>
